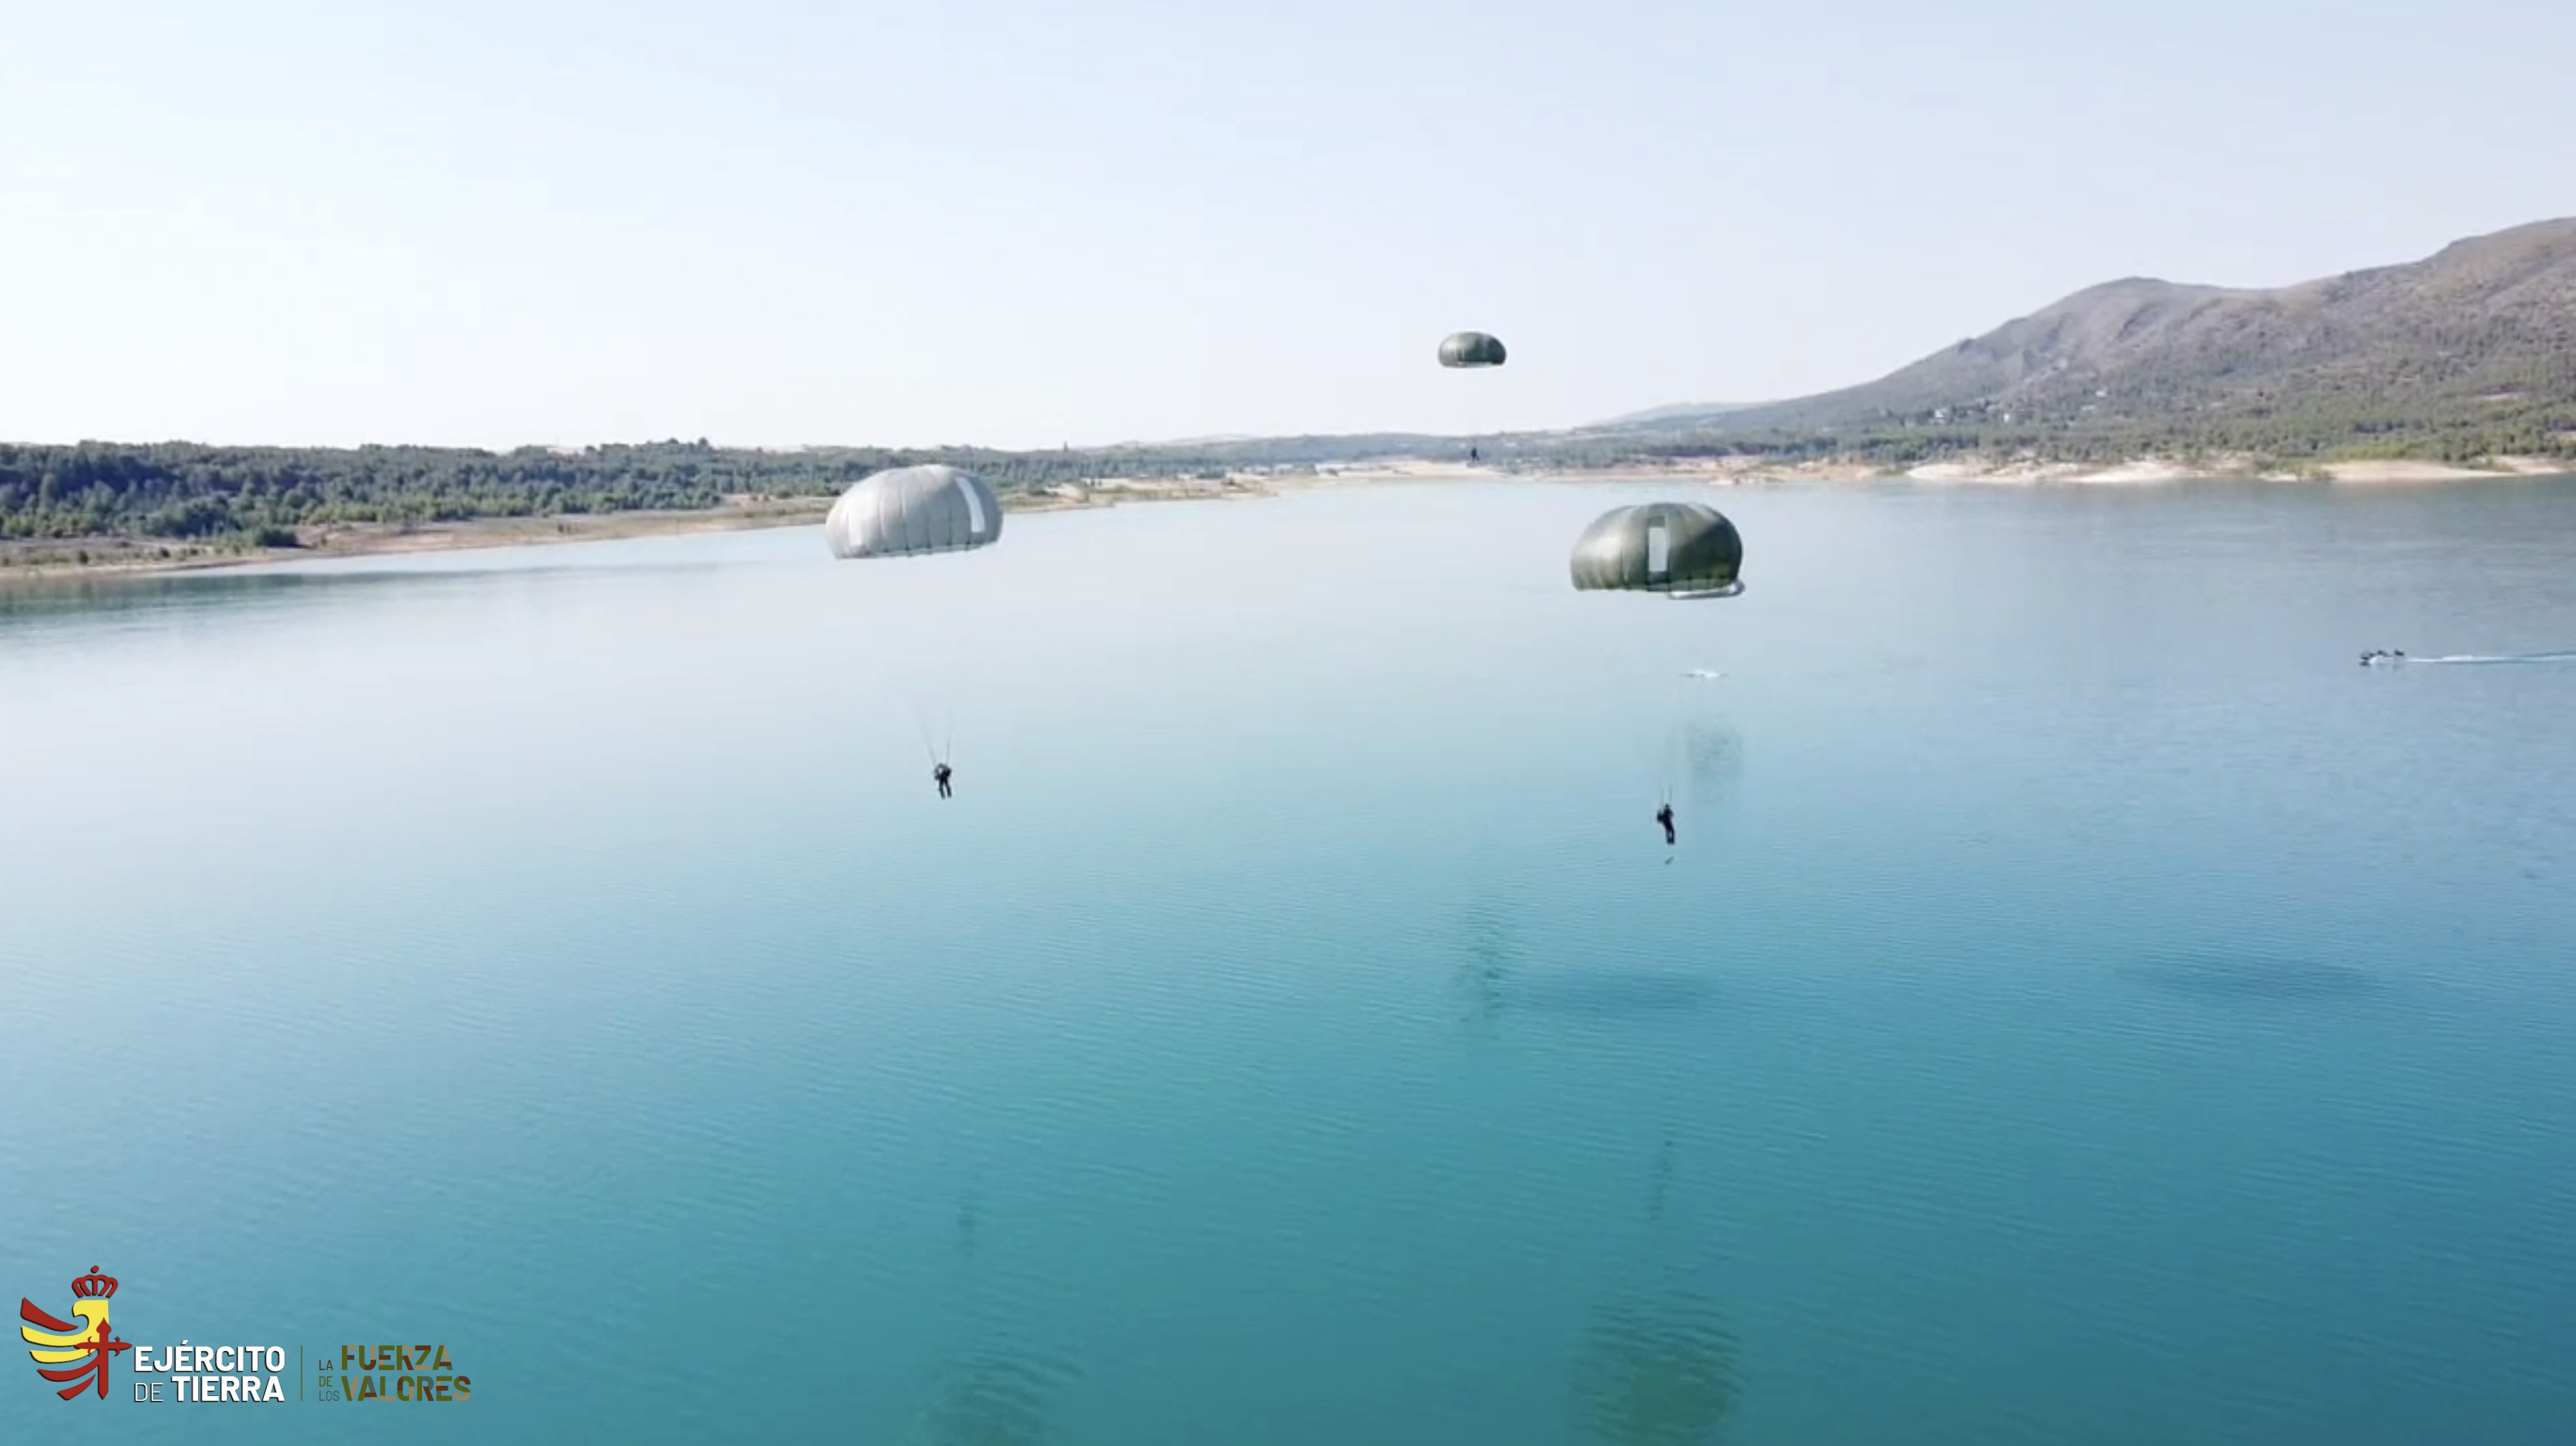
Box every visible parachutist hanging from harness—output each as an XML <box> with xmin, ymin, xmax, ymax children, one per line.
<box><xmin>1440</xmin><ymin>334</ymin><xmax>1501</xmax><ymax>473</ymax></box>
<box><xmin>821</xmin><ymin>464</ymin><xmax>1004</xmax><ymax>805</ymax></box>
<box><xmin>1565</xmin><ymin>499</ymin><xmax>1743</xmax><ymax>860</ymax></box>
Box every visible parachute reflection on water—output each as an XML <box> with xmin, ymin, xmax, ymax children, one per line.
<box><xmin>825</xmin><ymin>464</ymin><xmax>1004</xmax><ymax>561</ymax></box>
<box><xmin>1569</xmin><ymin>502</ymin><xmax>1744</xmax><ymax>600</ymax></box>
<box><xmin>1437</xmin><ymin>330</ymin><xmax>1508</xmax><ymax>368</ymax></box>
<box><xmin>897</xmin><ymin>1351</ymin><xmax>1081</xmax><ymax>1446</ymax></box>
<box><xmin>1568</xmin><ymin>1286</ymin><xmax>1744</xmax><ymax>1446</ymax></box>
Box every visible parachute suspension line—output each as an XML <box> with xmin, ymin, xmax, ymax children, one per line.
<box><xmin>1671</xmin><ymin>718</ymin><xmax>1691</xmax><ymax>804</ymax></box>
<box><xmin>913</xmin><ymin>699</ymin><xmax>951</xmax><ymax>768</ymax></box>
<box><xmin>1631</xmin><ymin>707</ymin><xmax>1677</xmax><ymax>809</ymax></box>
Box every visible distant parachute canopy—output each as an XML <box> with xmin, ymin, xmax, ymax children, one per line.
<box><xmin>1570</xmin><ymin>502</ymin><xmax>1745</xmax><ymax>599</ymax></box>
<box><xmin>825</xmin><ymin>465</ymin><xmax>1004</xmax><ymax>561</ymax></box>
<box><xmin>1437</xmin><ymin>331</ymin><xmax>1508</xmax><ymax>368</ymax></box>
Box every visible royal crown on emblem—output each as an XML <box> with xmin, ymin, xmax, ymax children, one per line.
<box><xmin>71</xmin><ymin>1267</ymin><xmax>117</xmax><ymax>1300</ymax></box>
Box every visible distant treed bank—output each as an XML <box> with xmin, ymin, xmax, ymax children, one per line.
<box><xmin>0</xmin><ymin>438</ymin><xmax>1350</xmax><ymax>551</ymax></box>
<box><xmin>1524</xmin><ymin>405</ymin><xmax>2575</xmax><ymax>474</ymax></box>
<box><xmin>4</xmin><ymin>406</ymin><xmax>2572</xmax><ymax>559</ymax></box>
<box><xmin>1598</xmin><ymin>406</ymin><xmax>2576</xmax><ymax>472</ymax></box>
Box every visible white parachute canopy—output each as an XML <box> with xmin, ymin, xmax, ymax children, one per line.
<box><xmin>824</xmin><ymin>464</ymin><xmax>1004</xmax><ymax>560</ymax></box>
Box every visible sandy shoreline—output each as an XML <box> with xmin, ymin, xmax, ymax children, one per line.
<box><xmin>3</xmin><ymin>455</ymin><xmax>2566</xmax><ymax>584</ymax></box>
<box><xmin>0</xmin><ymin>496</ymin><xmax>837</xmax><ymax>584</ymax></box>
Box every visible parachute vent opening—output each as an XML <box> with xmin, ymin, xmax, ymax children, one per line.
<box><xmin>1646</xmin><ymin>524</ymin><xmax>1671</xmax><ymax>577</ymax></box>
<box><xmin>960</xmin><ymin>477</ymin><xmax>988</xmax><ymax>536</ymax></box>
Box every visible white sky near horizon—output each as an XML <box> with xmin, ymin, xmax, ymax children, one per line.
<box><xmin>4</xmin><ymin>0</ymin><xmax>2572</xmax><ymax>453</ymax></box>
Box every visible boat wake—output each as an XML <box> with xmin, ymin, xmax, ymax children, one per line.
<box><xmin>2412</xmin><ymin>651</ymin><xmax>2576</xmax><ymax>666</ymax></box>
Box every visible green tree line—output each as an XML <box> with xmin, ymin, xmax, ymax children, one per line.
<box><xmin>0</xmin><ymin>438</ymin><xmax>1278</xmax><ymax>546</ymax></box>
<box><xmin>7</xmin><ymin>403</ymin><xmax>2569</xmax><ymax>552</ymax></box>
<box><xmin>1545</xmin><ymin>399</ymin><xmax>2576</xmax><ymax>473</ymax></box>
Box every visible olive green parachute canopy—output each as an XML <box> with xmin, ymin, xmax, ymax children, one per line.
<box><xmin>1437</xmin><ymin>330</ymin><xmax>1508</xmax><ymax>368</ymax></box>
<box><xmin>1569</xmin><ymin>502</ymin><xmax>1744</xmax><ymax>599</ymax></box>
<box><xmin>824</xmin><ymin>464</ymin><xmax>1003</xmax><ymax>560</ymax></box>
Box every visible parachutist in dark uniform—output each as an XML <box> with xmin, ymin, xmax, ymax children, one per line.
<box><xmin>934</xmin><ymin>762</ymin><xmax>953</xmax><ymax>799</ymax></box>
<box><xmin>1655</xmin><ymin>802</ymin><xmax>1676</xmax><ymax>847</ymax></box>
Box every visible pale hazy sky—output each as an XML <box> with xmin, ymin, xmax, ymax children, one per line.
<box><xmin>4</xmin><ymin>0</ymin><xmax>2572</xmax><ymax>451</ymax></box>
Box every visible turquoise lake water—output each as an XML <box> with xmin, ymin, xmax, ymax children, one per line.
<box><xmin>5</xmin><ymin>477</ymin><xmax>2575</xmax><ymax>1443</ymax></box>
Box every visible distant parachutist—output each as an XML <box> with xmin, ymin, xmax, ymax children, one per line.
<box><xmin>1656</xmin><ymin>802</ymin><xmax>1676</xmax><ymax>847</ymax></box>
<box><xmin>934</xmin><ymin>762</ymin><xmax>953</xmax><ymax>799</ymax></box>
